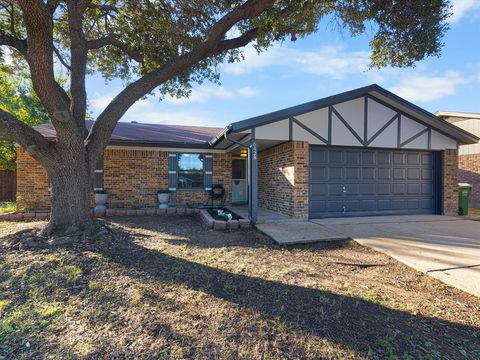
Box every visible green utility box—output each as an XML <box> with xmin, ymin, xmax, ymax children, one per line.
<box><xmin>458</xmin><ymin>183</ymin><xmax>472</xmax><ymax>216</ymax></box>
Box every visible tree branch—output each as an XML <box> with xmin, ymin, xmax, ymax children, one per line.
<box><xmin>53</xmin><ymin>45</ymin><xmax>71</xmax><ymax>70</ymax></box>
<box><xmin>67</xmin><ymin>0</ymin><xmax>89</xmax><ymax>134</ymax></box>
<box><xmin>87</xmin><ymin>35</ymin><xmax>143</xmax><ymax>62</ymax></box>
<box><xmin>0</xmin><ymin>108</ymin><xmax>51</xmax><ymax>156</ymax></box>
<box><xmin>18</xmin><ymin>0</ymin><xmax>72</xmax><ymax>125</ymax></box>
<box><xmin>85</xmin><ymin>0</ymin><xmax>274</xmax><ymax>162</ymax></box>
<box><xmin>213</xmin><ymin>28</ymin><xmax>260</xmax><ymax>54</ymax></box>
<box><xmin>0</xmin><ymin>33</ymin><xmax>27</xmax><ymax>56</ymax></box>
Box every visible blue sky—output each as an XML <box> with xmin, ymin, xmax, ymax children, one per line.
<box><xmin>87</xmin><ymin>0</ymin><xmax>480</xmax><ymax>129</ymax></box>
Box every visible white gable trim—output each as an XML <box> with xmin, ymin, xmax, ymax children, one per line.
<box><xmin>248</xmin><ymin>95</ymin><xmax>458</xmax><ymax>151</ymax></box>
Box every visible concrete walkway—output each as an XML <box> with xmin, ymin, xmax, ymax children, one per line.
<box><xmin>255</xmin><ymin>221</ymin><xmax>350</xmax><ymax>245</ymax></box>
<box><xmin>312</xmin><ymin>215</ymin><xmax>480</xmax><ymax>297</ymax></box>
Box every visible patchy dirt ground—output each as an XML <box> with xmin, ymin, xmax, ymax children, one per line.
<box><xmin>1</xmin><ymin>216</ymin><xmax>479</xmax><ymax>359</ymax></box>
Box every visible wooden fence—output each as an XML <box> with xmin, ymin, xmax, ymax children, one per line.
<box><xmin>0</xmin><ymin>170</ymin><xmax>16</xmax><ymax>202</ymax></box>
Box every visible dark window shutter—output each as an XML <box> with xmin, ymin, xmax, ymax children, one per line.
<box><xmin>204</xmin><ymin>154</ymin><xmax>213</xmax><ymax>191</ymax></box>
<box><xmin>93</xmin><ymin>156</ymin><xmax>104</xmax><ymax>190</ymax></box>
<box><xmin>168</xmin><ymin>153</ymin><xmax>177</xmax><ymax>191</ymax></box>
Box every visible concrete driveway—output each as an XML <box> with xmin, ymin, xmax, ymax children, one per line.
<box><xmin>311</xmin><ymin>215</ymin><xmax>480</xmax><ymax>297</ymax></box>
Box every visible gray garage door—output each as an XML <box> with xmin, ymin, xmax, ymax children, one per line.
<box><xmin>309</xmin><ymin>146</ymin><xmax>439</xmax><ymax>218</ymax></box>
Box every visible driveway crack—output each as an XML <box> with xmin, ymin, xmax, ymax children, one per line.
<box><xmin>427</xmin><ymin>264</ymin><xmax>480</xmax><ymax>273</ymax></box>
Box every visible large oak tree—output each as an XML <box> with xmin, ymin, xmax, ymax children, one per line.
<box><xmin>0</xmin><ymin>0</ymin><xmax>450</xmax><ymax>236</ymax></box>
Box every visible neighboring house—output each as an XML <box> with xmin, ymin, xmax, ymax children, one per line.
<box><xmin>16</xmin><ymin>84</ymin><xmax>478</xmax><ymax>223</ymax></box>
<box><xmin>437</xmin><ymin>111</ymin><xmax>480</xmax><ymax>208</ymax></box>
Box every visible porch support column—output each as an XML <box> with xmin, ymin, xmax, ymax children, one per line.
<box><xmin>248</xmin><ymin>129</ymin><xmax>258</xmax><ymax>224</ymax></box>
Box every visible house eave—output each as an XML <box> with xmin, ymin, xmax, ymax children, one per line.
<box><xmin>214</xmin><ymin>84</ymin><xmax>479</xmax><ymax>145</ymax></box>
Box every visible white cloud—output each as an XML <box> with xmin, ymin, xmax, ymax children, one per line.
<box><xmin>90</xmin><ymin>93</ymin><xmax>115</xmax><ymax>112</ymax></box>
<box><xmin>389</xmin><ymin>71</ymin><xmax>467</xmax><ymax>102</ymax></box>
<box><xmin>90</xmin><ymin>93</ymin><xmax>221</xmax><ymax>126</ymax></box>
<box><xmin>223</xmin><ymin>44</ymin><xmax>370</xmax><ymax>80</ymax></box>
<box><xmin>90</xmin><ymin>85</ymin><xmax>259</xmax><ymax>112</ymax></box>
<box><xmin>449</xmin><ymin>0</ymin><xmax>480</xmax><ymax>23</ymax></box>
<box><xmin>122</xmin><ymin>97</ymin><xmax>216</xmax><ymax>126</ymax></box>
<box><xmin>164</xmin><ymin>85</ymin><xmax>259</xmax><ymax>105</ymax></box>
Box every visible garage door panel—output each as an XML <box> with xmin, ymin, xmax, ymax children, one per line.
<box><xmin>407</xmin><ymin>183</ymin><xmax>421</xmax><ymax>194</ymax></box>
<box><xmin>407</xmin><ymin>153</ymin><xmax>420</xmax><ymax>165</ymax></box>
<box><xmin>344</xmin><ymin>200</ymin><xmax>361</xmax><ymax>211</ymax></box>
<box><xmin>421</xmin><ymin>183</ymin><xmax>433</xmax><ymax>195</ymax></box>
<box><xmin>329</xmin><ymin>150</ymin><xmax>344</xmax><ymax>163</ymax></box>
<box><xmin>310</xmin><ymin>183</ymin><xmax>327</xmax><ymax>196</ymax></box>
<box><xmin>326</xmin><ymin>200</ymin><xmax>344</xmax><ymax>212</ymax></box>
<box><xmin>421</xmin><ymin>199</ymin><xmax>434</xmax><ymax>209</ymax></box>
<box><xmin>393</xmin><ymin>183</ymin><xmax>406</xmax><ymax>194</ymax></box>
<box><xmin>378</xmin><ymin>168</ymin><xmax>391</xmax><ymax>179</ymax></box>
<box><xmin>362</xmin><ymin>168</ymin><xmax>375</xmax><ymax>179</ymax></box>
<box><xmin>407</xmin><ymin>199</ymin><xmax>421</xmax><ymax>209</ymax></box>
<box><xmin>346</xmin><ymin>151</ymin><xmax>360</xmax><ymax>164</ymax></box>
<box><xmin>377</xmin><ymin>183</ymin><xmax>391</xmax><ymax>194</ymax></box>
<box><xmin>310</xmin><ymin>149</ymin><xmax>328</xmax><ymax>164</ymax></box>
<box><xmin>362</xmin><ymin>152</ymin><xmax>375</xmax><ymax>164</ymax></box>
<box><xmin>345</xmin><ymin>183</ymin><xmax>358</xmax><ymax>194</ymax></box>
<box><xmin>328</xmin><ymin>183</ymin><xmax>344</xmax><ymax>196</ymax></box>
<box><xmin>329</xmin><ymin>167</ymin><xmax>344</xmax><ymax>179</ymax></box>
<box><xmin>359</xmin><ymin>183</ymin><xmax>376</xmax><ymax>195</ymax></box>
<box><xmin>309</xmin><ymin>146</ymin><xmax>437</xmax><ymax>218</ymax></box>
<box><xmin>421</xmin><ymin>153</ymin><xmax>432</xmax><ymax>165</ymax></box>
<box><xmin>360</xmin><ymin>200</ymin><xmax>377</xmax><ymax>211</ymax></box>
<box><xmin>393</xmin><ymin>168</ymin><xmax>405</xmax><ymax>179</ymax></box>
<box><xmin>310</xmin><ymin>166</ymin><xmax>327</xmax><ymax>180</ymax></box>
<box><xmin>393</xmin><ymin>153</ymin><xmax>405</xmax><ymax>164</ymax></box>
<box><xmin>422</xmin><ymin>169</ymin><xmax>432</xmax><ymax>180</ymax></box>
<box><xmin>407</xmin><ymin>168</ymin><xmax>420</xmax><ymax>179</ymax></box>
<box><xmin>346</xmin><ymin>167</ymin><xmax>360</xmax><ymax>179</ymax></box>
<box><xmin>377</xmin><ymin>199</ymin><xmax>392</xmax><ymax>210</ymax></box>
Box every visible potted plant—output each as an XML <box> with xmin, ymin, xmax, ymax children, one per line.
<box><xmin>157</xmin><ymin>189</ymin><xmax>171</xmax><ymax>209</ymax></box>
<box><xmin>94</xmin><ymin>189</ymin><xmax>108</xmax><ymax>211</ymax></box>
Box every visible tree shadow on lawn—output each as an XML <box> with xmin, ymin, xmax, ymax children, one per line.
<box><xmin>2</xmin><ymin>221</ymin><xmax>480</xmax><ymax>358</ymax></box>
<box><xmin>93</xmin><ymin>224</ymin><xmax>480</xmax><ymax>358</ymax></box>
<box><xmin>111</xmin><ymin>216</ymin><xmax>352</xmax><ymax>251</ymax></box>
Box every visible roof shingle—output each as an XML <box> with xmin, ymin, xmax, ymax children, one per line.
<box><xmin>34</xmin><ymin>121</ymin><xmax>223</xmax><ymax>145</ymax></box>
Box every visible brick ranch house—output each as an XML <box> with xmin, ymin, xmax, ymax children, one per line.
<box><xmin>16</xmin><ymin>84</ymin><xmax>478</xmax><ymax>223</ymax></box>
<box><xmin>437</xmin><ymin>111</ymin><xmax>480</xmax><ymax>208</ymax></box>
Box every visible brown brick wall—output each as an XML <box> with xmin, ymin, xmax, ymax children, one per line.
<box><xmin>103</xmin><ymin>149</ymin><xmax>167</xmax><ymax>207</ymax></box>
<box><xmin>258</xmin><ymin>141</ymin><xmax>309</xmax><ymax>217</ymax></box>
<box><xmin>442</xmin><ymin>149</ymin><xmax>459</xmax><ymax>215</ymax></box>
<box><xmin>16</xmin><ymin>147</ymin><xmax>50</xmax><ymax>210</ymax></box>
<box><xmin>16</xmin><ymin>147</ymin><xmax>232</xmax><ymax>210</ymax></box>
<box><xmin>458</xmin><ymin>154</ymin><xmax>480</xmax><ymax>208</ymax></box>
<box><xmin>101</xmin><ymin>149</ymin><xmax>231</xmax><ymax>208</ymax></box>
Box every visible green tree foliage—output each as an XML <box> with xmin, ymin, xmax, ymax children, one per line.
<box><xmin>0</xmin><ymin>69</ymin><xmax>49</xmax><ymax>170</ymax></box>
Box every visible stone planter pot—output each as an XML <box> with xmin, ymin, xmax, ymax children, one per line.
<box><xmin>94</xmin><ymin>193</ymin><xmax>108</xmax><ymax>211</ymax></box>
<box><xmin>157</xmin><ymin>193</ymin><xmax>170</xmax><ymax>209</ymax></box>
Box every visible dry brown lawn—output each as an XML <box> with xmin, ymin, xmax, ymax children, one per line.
<box><xmin>1</xmin><ymin>216</ymin><xmax>479</xmax><ymax>359</ymax></box>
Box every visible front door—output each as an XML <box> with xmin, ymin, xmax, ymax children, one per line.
<box><xmin>232</xmin><ymin>158</ymin><xmax>247</xmax><ymax>203</ymax></box>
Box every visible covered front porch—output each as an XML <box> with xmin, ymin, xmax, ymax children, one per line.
<box><xmin>213</xmin><ymin>117</ymin><xmax>311</xmax><ymax>224</ymax></box>
<box><xmin>217</xmin><ymin>129</ymin><xmax>308</xmax><ymax>225</ymax></box>
<box><xmin>213</xmin><ymin>126</ymin><xmax>285</xmax><ymax>224</ymax></box>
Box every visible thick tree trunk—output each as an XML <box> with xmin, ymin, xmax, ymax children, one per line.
<box><xmin>43</xmin><ymin>149</ymin><xmax>95</xmax><ymax>237</ymax></box>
